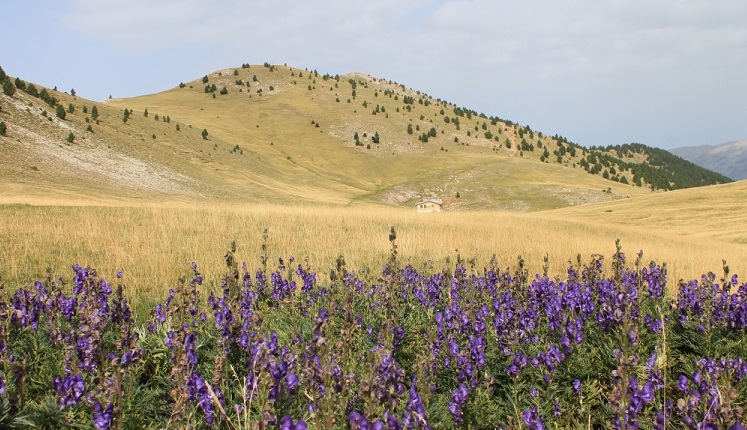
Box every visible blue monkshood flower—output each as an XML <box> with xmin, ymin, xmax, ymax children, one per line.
<box><xmin>286</xmin><ymin>373</ymin><xmax>300</xmax><ymax>391</ymax></box>
<box><xmin>187</xmin><ymin>372</ymin><xmax>221</xmax><ymax>425</ymax></box>
<box><xmin>449</xmin><ymin>339</ymin><xmax>459</xmax><ymax>357</ymax></box>
<box><xmin>92</xmin><ymin>402</ymin><xmax>114</xmax><ymax>430</ymax></box>
<box><xmin>641</xmin><ymin>382</ymin><xmax>655</xmax><ymax>403</ymax></box>
<box><xmin>448</xmin><ymin>383</ymin><xmax>469</xmax><ymax>425</ymax></box>
<box><xmin>646</xmin><ymin>352</ymin><xmax>658</xmax><ymax>373</ymax></box>
<box><xmin>185</xmin><ymin>333</ymin><xmax>198</xmax><ymax>365</ymax></box>
<box><xmin>678</xmin><ymin>375</ymin><xmax>689</xmax><ymax>392</ymax></box>
<box><xmin>522</xmin><ymin>406</ymin><xmax>545</xmax><ymax>430</ymax></box>
<box><xmin>52</xmin><ymin>373</ymin><xmax>86</xmax><ymax>409</ymax></box>
<box><xmin>573</xmin><ymin>379</ymin><xmax>582</xmax><ymax>395</ymax></box>
<box><xmin>280</xmin><ymin>415</ymin><xmax>309</xmax><ymax>430</ymax></box>
<box><xmin>349</xmin><ymin>411</ymin><xmax>369</xmax><ymax>430</ymax></box>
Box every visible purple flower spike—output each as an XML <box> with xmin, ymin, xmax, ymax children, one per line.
<box><xmin>678</xmin><ymin>375</ymin><xmax>689</xmax><ymax>392</ymax></box>
<box><xmin>349</xmin><ymin>411</ymin><xmax>369</xmax><ymax>430</ymax></box>
<box><xmin>92</xmin><ymin>402</ymin><xmax>114</xmax><ymax>430</ymax></box>
<box><xmin>522</xmin><ymin>406</ymin><xmax>545</xmax><ymax>430</ymax></box>
<box><xmin>573</xmin><ymin>379</ymin><xmax>581</xmax><ymax>395</ymax></box>
<box><xmin>286</xmin><ymin>372</ymin><xmax>300</xmax><ymax>391</ymax></box>
<box><xmin>641</xmin><ymin>382</ymin><xmax>655</xmax><ymax>403</ymax></box>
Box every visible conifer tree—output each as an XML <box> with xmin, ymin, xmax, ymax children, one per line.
<box><xmin>56</xmin><ymin>104</ymin><xmax>66</xmax><ymax>120</ymax></box>
<box><xmin>91</xmin><ymin>105</ymin><xmax>99</xmax><ymax>120</ymax></box>
<box><xmin>2</xmin><ymin>80</ymin><xmax>14</xmax><ymax>97</ymax></box>
<box><xmin>0</xmin><ymin>121</ymin><xmax>6</xmax><ymax>136</ymax></box>
<box><xmin>202</xmin><ymin>128</ymin><xmax>208</xmax><ymax>140</ymax></box>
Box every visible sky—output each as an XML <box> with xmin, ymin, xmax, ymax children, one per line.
<box><xmin>1</xmin><ymin>0</ymin><xmax>746</xmax><ymax>150</ymax></box>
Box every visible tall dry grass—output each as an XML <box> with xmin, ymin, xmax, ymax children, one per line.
<box><xmin>2</xmin><ymin>202</ymin><xmax>745</xmax><ymax>316</ymax></box>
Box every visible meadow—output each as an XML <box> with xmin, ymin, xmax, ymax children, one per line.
<box><xmin>1</xmin><ymin>197</ymin><xmax>745</xmax><ymax>317</ymax></box>
<box><xmin>1</xmin><ymin>213</ymin><xmax>746</xmax><ymax>428</ymax></box>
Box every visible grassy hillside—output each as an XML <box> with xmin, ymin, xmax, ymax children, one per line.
<box><xmin>2</xmin><ymin>64</ymin><xmax>654</xmax><ymax>211</ymax></box>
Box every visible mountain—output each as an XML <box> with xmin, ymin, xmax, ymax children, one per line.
<box><xmin>670</xmin><ymin>140</ymin><xmax>747</xmax><ymax>181</ymax></box>
<box><xmin>0</xmin><ymin>64</ymin><xmax>732</xmax><ymax>210</ymax></box>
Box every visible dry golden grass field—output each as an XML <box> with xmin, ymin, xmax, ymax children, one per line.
<box><xmin>2</xmin><ymin>183</ymin><xmax>745</xmax><ymax>316</ymax></box>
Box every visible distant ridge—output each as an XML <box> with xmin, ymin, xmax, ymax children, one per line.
<box><xmin>670</xmin><ymin>140</ymin><xmax>747</xmax><ymax>181</ymax></box>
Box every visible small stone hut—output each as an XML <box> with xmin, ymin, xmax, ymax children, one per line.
<box><xmin>414</xmin><ymin>198</ymin><xmax>443</xmax><ymax>213</ymax></box>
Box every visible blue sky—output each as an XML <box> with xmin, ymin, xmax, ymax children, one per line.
<box><xmin>2</xmin><ymin>0</ymin><xmax>746</xmax><ymax>150</ymax></box>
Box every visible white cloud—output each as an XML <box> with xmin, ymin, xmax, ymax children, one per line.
<box><xmin>60</xmin><ymin>0</ymin><xmax>747</xmax><ymax>147</ymax></box>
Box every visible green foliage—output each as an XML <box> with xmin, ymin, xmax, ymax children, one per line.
<box><xmin>38</xmin><ymin>88</ymin><xmax>57</xmax><ymax>107</ymax></box>
<box><xmin>14</xmin><ymin>77</ymin><xmax>26</xmax><ymax>90</ymax></box>
<box><xmin>587</xmin><ymin>143</ymin><xmax>733</xmax><ymax>190</ymax></box>
<box><xmin>407</xmin><ymin>124</ymin><xmax>413</xmax><ymax>135</ymax></box>
<box><xmin>220</xmin><ymin>87</ymin><xmax>228</xmax><ymax>95</ymax></box>
<box><xmin>0</xmin><ymin>65</ymin><xmax>6</xmax><ymax>82</ymax></box>
<box><xmin>372</xmin><ymin>131</ymin><xmax>380</xmax><ymax>144</ymax></box>
<box><xmin>0</xmin><ymin>121</ymin><xmax>6</xmax><ymax>136</ymax></box>
<box><xmin>202</xmin><ymin>75</ymin><xmax>209</xmax><ymax>83</ymax></box>
<box><xmin>202</xmin><ymin>128</ymin><xmax>208</xmax><ymax>140</ymax></box>
<box><xmin>55</xmin><ymin>104</ymin><xmax>66</xmax><ymax>120</ymax></box>
<box><xmin>24</xmin><ymin>82</ymin><xmax>39</xmax><ymax>97</ymax></box>
<box><xmin>66</xmin><ymin>131</ymin><xmax>74</xmax><ymax>143</ymax></box>
<box><xmin>144</xmin><ymin>108</ymin><xmax>148</xmax><ymax>117</ymax></box>
<box><xmin>91</xmin><ymin>105</ymin><xmax>99</xmax><ymax>120</ymax></box>
<box><xmin>2</xmin><ymin>80</ymin><xmax>15</xmax><ymax>97</ymax></box>
<box><xmin>86</xmin><ymin>124</ymin><xmax>93</xmax><ymax>132</ymax></box>
<box><xmin>67</xmin><ymin>103</ymin><xmax>74</xmax><ymax>114</ymax></box>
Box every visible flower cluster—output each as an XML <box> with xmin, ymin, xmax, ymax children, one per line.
<box><xmin>2</xmin><ymin>244</ymin><xmax>747</xmax><ymax>429</ymax></box>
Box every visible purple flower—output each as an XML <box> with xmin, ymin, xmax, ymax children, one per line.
<box><xmin>92</xmin><ymin>402</ymin><xmax>114</xmax><ymax>430</ymax></box>
<box><xmin>573</xmin><ymin>379</ymin><xmax>581</xmax><ymax>395</ymax></box>
<box><xmin>641</xmin><ymin>382</ymin><xmax>655</xmax><ymax>403</ymax></box>
<box><xmin>52</xmin><ymin>373</ymin><xmax>86</xmax><ymax>409</ymax></box>
<box><xmin>678</xmin><ymin>375</ymin><xmax>689</xmax><ymax>392</ymax></box>
<box><xmin>286</xmin><ymin>372</ymin><xmax>300</xmax><ymax>391</ymax></box>
<box><xmin>522</xmin><ymin>406</ymin><xmax>545</xmax><ymax>430</ymax></box>
<box><xmin>280</xmin><ymin>415</ymin><xmax>308</xmax><ymax>430</ymax></box>
<box><xmin>349</xmin><ymin>411</ymin><xmax>369</xmax><ymax>430</ymax></box>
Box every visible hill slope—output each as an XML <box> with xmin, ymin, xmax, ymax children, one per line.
<box><xmin>671</xmin><ymin>140</ymin><xmax>747</xmax><ymax>181</ymax></box>
<box><xmin>0</xmin><ymin>64</ymin><xmax>731</xmax><ymax>210</ymax></box>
